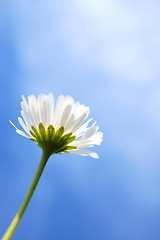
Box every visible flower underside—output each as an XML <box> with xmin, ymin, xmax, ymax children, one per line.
<box><xmin>30</xmin><ymin>123</ymin><xmax>77</xmax><ymax>155</ymax></box>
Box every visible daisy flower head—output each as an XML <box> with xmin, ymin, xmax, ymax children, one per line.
<box><xmin>10</xmin><ymin>93</ymin><xmax>103</xmax><ymax>158</ymax></box>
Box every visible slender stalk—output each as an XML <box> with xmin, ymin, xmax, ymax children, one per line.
<box><xmin>1</xmin><ymin>150</ymin><xmax>51</xmax><ymax>240</ymax></box>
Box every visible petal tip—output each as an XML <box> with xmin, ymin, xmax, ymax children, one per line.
<box><xmin>92</xmin><ymin>153</ymin><xmax>99</xmax><ymax>159</ymax></box>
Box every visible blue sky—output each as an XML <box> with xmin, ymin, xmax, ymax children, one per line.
<box><xmin>0</xmin><ymin>1</ymin><xmax>160</xmax><ymax>240</ymax></box>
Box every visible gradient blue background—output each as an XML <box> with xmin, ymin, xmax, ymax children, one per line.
<box><xmin>1</xmin><ymin>1</ymin><xmax>160</xmax><ymax>240</ymax></box>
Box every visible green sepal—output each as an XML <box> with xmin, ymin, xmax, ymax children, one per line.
<box><xmin>57</xmin><ymin>135</ymin><xmax>76</xmax><ymax>149</ymax></box>
<box><xmin>63</xmin><ymin>146</ymin><xmax>77</xmax><ymax>150</ymax></box>
<box><xmin>47</xmin><ymin>125</ymin><xmax>55</xmax><ymax>141</ymax></box>
<box><xmin>55</xmin><ymin>126</ymin><xmax>64</xmax><ymax>138</ymax></box>
<box><xmin>52</xmin><ymin>127</ymin><xmax>64</xmax><ymax>143</ymax></box>
<box><xmin>58</xmin><ymin>145</ymin><xmax>77</xmax><ymax>153</ymax></box>
<box><xmin>38</xmin><ymin>123</ymin><xmax>47</xmax><ymax>142</ymax></box>
<box><xmin>30</xmin><ymin>126</ymin><xmax>42</xmax><ymax>143</ymax></box>
<box><xmin>60</xmin><ymin>132</ymin><xmax>72</xmax><ymax>141</ymax></box>
<box><xmin>64</xmin><ymin>135</ymin><xmax>76</xmax><ymax>144</ymax></box>
<box><xmin>29</xmin><ymin>124</ymin><xmax>77</xmax><ymax>155</ymax></box>
<box><xmin>30</xmin><ymin>138</ymin><xmax>37</xmax><ymax>142</ymax></box>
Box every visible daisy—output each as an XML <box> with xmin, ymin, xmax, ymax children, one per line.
<box><xmin>2</xmin><ymin>93</ymin><xmax>103</xmax><ymax>240</ymax></box>
<box><xmin>10</xmin><ymin>93</ymin><xmax>103</xmax><ymax>158</ymax></box>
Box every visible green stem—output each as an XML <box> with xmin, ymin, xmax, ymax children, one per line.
<box><xmin>1</xmin><ymin>150</ymin><xmax>51</xmax><ymax>240</ymax></box>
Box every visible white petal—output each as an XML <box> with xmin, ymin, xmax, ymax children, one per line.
<box><xmin>83</xmin><ymin>125</ymin><xmax>99</xmax><ymax>139</ymax></box>
<box><xmin>16</xmin><ymin>129</ymin><xmax>30</xmax><ymax>138</ymax></box>
<box><xmin>21</xmin><ymin>109</ymin><xmax>33</xmax><ymax>130</ymax></box>
<box><xmin>52</xmin><ymin>95</ymin><xmax>65</xmax><ymax>129</ymax></box>
<box><xmin>71</xmin><ymin>138</ymin><xmax>94</xmax><ymax>148</ymax></box>
<box><xmin>64</xmin><ymin>114</ymin><xmax>74</xmax><ymax>132</ymax></box>
<box><xmin>38</xmin><ymin>94</ymin><xmax>48</xmax><ymax>126</ymax></box>
<box><xmin>70</xmin><ymin>107</ymin><xmax>90</xmax><ymax>133</ymax></box>
<box><xmin>21</xmin><ymin>95</ymin><xmax>29</xmax><ymax>111</ymax></box>
<box><xmin>59</xmin><ymin>96</ymin><xmax>74</xmax><ymax>129</ymax></box>
<box><xmin>43</xmin><ymin>95</ymin><xmax>51</xmax><ymax>127</ymax></box>
<box><xmin>48</xmin><ymin>93</ymin><xmax>54</xmax><ymax>124</ymax></box>
<box><xmin>74</xmin><ymin>118</ymin><xmax>93</xmax><ymax>137</ymax></box>
<box><xmin>88</xmin><ymin>131</ymin><xmax>103</xmax><ymax>144</ymax></box>
<box><xmin>18</xmin><ymin>117</ymin><xmax>30</xmax><ymax>134</ymax></box>
<box><xmin>69</xmin><ymin>149</ymin><xmax>99</xmax><ymax>158</ymax></box>
<box><xmin>28</xmin><ymin>95</ymin><xmax>41</xmax><ymax>126</ymax></box>
<box><xmin>9</xmin><ymin>120</ymin><xmax>19</xmax><ymax>130</ymax></box>
<box><xmin>60</xmin><ymin>100</ymin><xmax>89</xmax><ymax>133</ymax></box>
<box><xmin>21</xmin><ymin>98</ymin><xmax>33</xmax><ymax>128</ymax></box>
<box><xmin>60</xmin><ymin>104</ymin><xmax>72</xmax><ymax>128</ymax></box>
<box><xmin>75</xmin><ymin>142</ymin><xmax>94</xmax><ymax>149</ymax></box>
<box><xmin>9</xmin><ymin>120</ymin><xmax>30</xmax><ymax>138</ymax></box>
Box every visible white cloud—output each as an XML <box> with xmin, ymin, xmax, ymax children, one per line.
<box><xmin>53</xmin><ymin>0</ymin><xmax>160</xmax><ymax>85</ymax></box>
<box><xmin>7</xmin><ymin>0</ymin><xmax>160</xmax><ymax>86</ymax></box>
